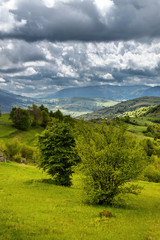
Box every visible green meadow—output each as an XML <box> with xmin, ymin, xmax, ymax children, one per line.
<box><xmin>0</xmin><ymin>162</ymin><xmax>160</xmax><ymax>240</ymax></box>
<box><xmin>0</xmin><ymin>114</ymin><xmax>43</xmax><ymax>146</ymax></box>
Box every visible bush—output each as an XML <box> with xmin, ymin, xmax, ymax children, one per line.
<box><xmin>143</xmin><ymin>165</ymin><xmax>160</xmax><ymax>183</ymax></box>
<box><xmin>76</xmin><ymin>123</ymin><xmax>146</xmax><ymax>205</ymax></box>
<box><xmin>5</xmin><ymin>138</ymin><xmax>21</xmax><ymax>159</ymax></box>
<box><xmin>143</xmin><ymin>155</ymin><xmax>160</xmax><ymax>183</ymax></box>
<box><xmin>13</xmin><ymin>153</ymin><xmax>22</xmax><ymax>163</ymax></box>
<box><xmin>4</xmin><ymin>138</ymin><xmax>40</xmax><ymax>163</ymax></box>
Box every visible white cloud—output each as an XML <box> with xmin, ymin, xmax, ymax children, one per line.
<box><xmin>0</xmin><ymin>2</ymin><xmax>26</xmax><ymax>33</ymax></box>
<box><xmin>94</xmin><ymin>0</ymin><xmax>114</xmax><ymax>21</ymax></box>
<box><xmin>101</xmin><ymin>73</ymin><xmax>114</xmax><ymax>80</ymax></box>
<box><xmin>0</xmin><ymin>77</ymin><xmax>5</xmax><ymax>82</ymax></box>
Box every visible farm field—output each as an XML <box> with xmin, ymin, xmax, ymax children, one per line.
<box><xmin>0</xmin><ymin>162</ymin><xmax>160</xmax><ymax>240</ymax></box>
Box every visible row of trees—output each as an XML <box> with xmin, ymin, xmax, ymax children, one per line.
<box><xmin>9</xmin><ymin>105</ymin><xmax>66</xmax><ymax>130</ymax></box>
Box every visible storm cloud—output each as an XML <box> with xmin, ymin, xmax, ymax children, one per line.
<box><xmin>0</xmin><ymin>0</ymin><xmax>160</xmax><ymax>96</ymax></box>
<box><xmin>0</xmin><ymin>0</ymin><xmax>160</xmax><ymax>42</ymax></box>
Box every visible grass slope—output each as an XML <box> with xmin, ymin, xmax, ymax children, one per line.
<box><xmin>0</xmin><ymin>162</ymin><xmax>160</xmax><ymax>240</ymax></box>
<box><xmin>0</xmin><ymin>114</ymin><xmax>43</xmax><ymax>146</ymax></box>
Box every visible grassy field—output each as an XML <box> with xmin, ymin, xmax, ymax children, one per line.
<box><xmin>0</xmin><ymin>162</ymin><xmax>160</xmax><ymax>240</ymax></box>
<box><xmin>0</xmin><ymin>114</ymin><xmax>43</xmax><ymax>146</ymax></box>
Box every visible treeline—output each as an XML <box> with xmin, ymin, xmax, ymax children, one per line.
<box><xmin>9</xmin><ymin>104</ymin><xmax>73</xmax><ymax>130</ymax></box>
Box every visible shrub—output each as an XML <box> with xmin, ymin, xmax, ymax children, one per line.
<box><xmin>143</xmin><ymin>165</ymin><xmax>160</xmax><ymax>183</ymax></box>
<box><xmin>5</xmin><ymin>138</ymin><xmax>40</xmax><ymax>163</ymax></box>
<box><xmin>76</xmin><ymin>124</ymin><xmax>146</xmax><ymax>205</ymax></box>
<box><xmin>143</xmin><ymin>155</ymin><xmax>160</xmax><ymax>183</ymax></box>
<box><xmin>5</xmin><ymin>138</ymin><xmax>21</xmax><ymax>159</ymax></box>
<box><xmin>13</xmin><ymin>153</ymin><xmax>22</xmax><ymax>163</ymax></box>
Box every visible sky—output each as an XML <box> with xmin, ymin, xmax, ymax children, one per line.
<box><xmin>0</xmin><ymin>0</ymin><xmax>160</xmax><ymax>97</ymax></box>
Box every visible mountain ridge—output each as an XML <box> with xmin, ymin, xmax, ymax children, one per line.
<box><xmin>45</xmin><ymin>85</ymin><xmax>160</xmax><ymax>99</ymax></box>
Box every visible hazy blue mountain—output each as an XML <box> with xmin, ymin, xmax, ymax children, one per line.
<box><xmin>47</xmin><ymin>85</ymin><xmax>151</xmax><ymax>99</ymax></box>
<box><xmin>143</xmin><ymin>86</ymin><xmax>160</xmax><ymax>97</ymax></box>
<box><xmin>0</xmin><ymin>89</ymin><xmax>38</xmax><ymax>113</ymax></box>
<box><xmin>0</xmin><ymin>89</ymin><xmax>118</xmax><ymax>115</ymax></box>
<box><xmin>1</xmin><ymin>85</ymin><xmax>160</xmax><ymax>115</ymax></box>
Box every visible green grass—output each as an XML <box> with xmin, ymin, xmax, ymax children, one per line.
<box><xmin>0</xmin><ymin>114</ymin><xmax>17</xmax><ymax>138</ymax></box>
<box><xmin>127</xmin><ymin>124</ymin><xmax>147</xmax><ymax>135</ymax></box>
<box><xmin>0</xmin><ymin>162</ymin><xmax>160</xmax><ymax>240</ymax></box>
<box><xmin>0</xmin><ymin>114</ymin><xmax>43</xmax><ymax>146</ymax></box>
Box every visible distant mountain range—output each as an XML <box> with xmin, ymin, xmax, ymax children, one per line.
<box><xmin>0</xmin><ymin>89</ymin><xmax>37</xmax><ymax>113</ymax></box>
<box><xmin>0</xmin><ymin>89</ymin><xmax>118</xmax><ymax>116</ymax></box>
<box><xmin>46</xmin><ymin>85</ymin><xmax>160</xmax><ymax>99</ymax></box>
<box><xmin>1</xmin><ymin>85</ymin><xmax>160</xmax><ymax>115</ymax></box>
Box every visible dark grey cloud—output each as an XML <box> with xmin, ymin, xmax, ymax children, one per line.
<box><xmin>0</xmin><ymin>0</ymin><xmax>160</xmax><ymax>96</ymax></box>
<box><xmin>0</xmin><ymin>0</ymin><xmax>160</xmax><ymax>42</ymax></box>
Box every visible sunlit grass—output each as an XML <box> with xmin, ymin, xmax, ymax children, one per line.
<box><xmin>0</xmin><ymin>114</ymin><xmax>43</xmax><ymax>146</ymax></box>
<box><xmin>0</xmin><ymin>162</ymin><xmax>160</xmax><ymax>240</ymax></box>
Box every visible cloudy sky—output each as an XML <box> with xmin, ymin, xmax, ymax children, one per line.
<box><xmin>0</xmin><ymin>0</ymin><xmax>160</xmax><ymax>97</ymax></box>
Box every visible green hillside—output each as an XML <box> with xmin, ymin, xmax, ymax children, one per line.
<box><xmin>0</xmin><ymin>162</ymin><xmax>160</xmax><ymax>240</ymax></box>
<box><xmin>80</xmin><ymin>96</ymin><xmax>160</xmax><ymax>120</ymax></box>
<box><xmin>0</xmin><ymin>114</ymin><xmax>43</xmax><ymax>145</ymax></box>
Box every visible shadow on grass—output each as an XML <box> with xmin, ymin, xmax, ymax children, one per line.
<box><xmin>25</xmin><ymin>178</ymin><xmax>71</xmax><ymax>186</ymax></box>
<box><xmin>24</xmin><ymin>178</ymin><xmax>55</xmax><ymax>185</ymax></box>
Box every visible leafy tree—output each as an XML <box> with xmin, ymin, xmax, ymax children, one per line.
<box><xmin>76</xmin><ymin>123</ymin><xmax>146</xmax><ymax>205</ymax></box>
<box><xmin>52</xmin><ymin>109</ymin><xmax>64</xmax><ymax>121</ymax></box>
<box><xmin>38</xmin><ymin>120</ymin><xmax>79</xmax><ymax>186</ymax></box>
<box><xmin>41</xmin><ymin>110</ymin><xmax>50</xmax><ymax>128</ymax></box>
<box><xmin>39</xmin><ymin>104</ymin><xmax>49</xmax><ymax>114</ymax></box>
<box><xmin>10</xmin><ymin>107</ymin><xmax>31</xmax><ymax>130</ymax></box>
<box><xmin>28</xmin><ymin>104</ymin><xmax>41</xmax><ymax>126</ymax></box>
<box><xmin>0</xmin><ymin>105</ymin><xmax>1</xmax><ymax>117</ymax></box>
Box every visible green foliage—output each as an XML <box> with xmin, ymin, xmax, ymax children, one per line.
<box><xmin>12</xmin><ymin>153</ymin><xmax>23</xmax><ymax>163</ymax></box>
<box><xmin>39</xmin><ymin>104</ymin><xmax>49</xmax><ymax>114</ymax></box>
<box><xmin>146</xmin><ymin>123</ymin><xmax>160</xmax><ymax>139</ymax></box>
<box><xmin>41</xmin><ymin>110</ymin><xmax>50</xmax><ymax>128</ymax></box>
<box><xmin>4</xmin><ymin>138</ymin><xmax>40</xmax><ymax>163</ymax></box>
<box><xmin>76</xmin><ymin>123</ymin><xmax>146</xmax><ymax>205</ymax></box>
<box><xmin>52</xmin><ymin>109</ymin><xmax>64</xmax><ymax>120</ymax></box>
<box><xmin>5</xmin><ymin>138</ymin><xmax>22</xmax><ymax>159</ymax></box>
<box><xmin>28</xmin><ymin>104</ymin><xmax>42</xmax><ymax>126</ymax></box>
<box><xmin>10</xmin><ymin>107</ymin><xmax>31</xmax><ymax>130</ymax></box>
<box><xmin>38</xmin><ymin>119</ymin><xmax>79</xmax><ymax>186</ymax></box>
<box><xmin>143</xmin><ymin>155</ymin><xmax>160</xmax><ymax>183</ymax></box>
